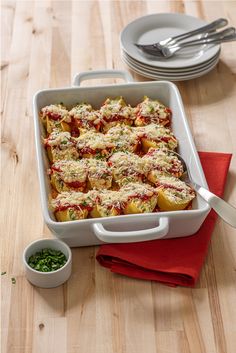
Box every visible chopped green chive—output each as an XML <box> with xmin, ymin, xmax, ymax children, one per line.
<box><xmin>11</xmin><ymin>277</ymin><xmax>16</xmax><ymax>284</ymax></box>
<box><xmin>28</xmin><ymin>248</ymin><xmax>67</xmax><ymax>272</ymax></box>
<box><xmin>1</xmin><ymin>271</ymin><xmax>6</xmax><ymax>276</ymax></box>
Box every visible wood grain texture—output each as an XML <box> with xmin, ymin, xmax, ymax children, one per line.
<box><xmin>1</xmin><ymin>1</ymin><xmax>236</xmax><ymax>353</ymax></box>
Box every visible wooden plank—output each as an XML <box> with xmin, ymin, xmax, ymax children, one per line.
<box><xmin>1</xmin><ymin>1</ymin><xmax>236</xmax><ymax>353</ymax></box>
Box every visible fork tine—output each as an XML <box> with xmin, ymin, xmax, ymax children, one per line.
<box><xmin>135</xmin><ymin>45</ymin><xmax>164</xmax><ymax>57</ymax></box>
<box><xmin>135</xmin><ymin>43</ymin><xmax>156</xmax><ymax>49</ymax></box>
<box><xmin>135</xmin><ymin>43</ymin><xmax>164</xmax><ymax>54</ymax></box>
<box><xmin>139</xmin><ymin>49</ymin><xmax>164</xmax><ymax>57</ymax></box>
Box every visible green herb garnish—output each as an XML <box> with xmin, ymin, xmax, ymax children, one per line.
<box><xmin>95</xmin><ymin>154</ymin><xmax>103</xmax><ymax>160</ymax></box>
<box><xmin>28</xmin><ymin>248</ymin><xmax>67</xmax><ymax>272</ymax></box>
<box><xmin>1</xmin><ymin>271</ymin><xmax>6</xmax><ymax>276</ymax></box>
<box><xmin>11</xmin><ymin>277</ymin><xmax>16</xmax><ymax>284</ymax></box>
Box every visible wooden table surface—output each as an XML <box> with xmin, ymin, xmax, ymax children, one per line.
<box><xmin>1</xmin><ymin>1</ymin><xmax>236</xmax><ymax>352</ymax></box>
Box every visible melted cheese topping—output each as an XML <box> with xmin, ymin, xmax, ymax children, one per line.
<box><xmin>135</xmin><ymin>96</ymin><xmax>171</xmax><ymax>123</ymax></box>
<box><xmin>51</xmin><ymin>147</ymin><xmax>79</xmax><ymax>162</ymax></box>
<box><xmin>100</xmin><ymin>97</ymin><xmax>135</xmax><ymax>122</ymax></box>
<box><xmin>155</xmin><ymin>172</ymin><xmax>195</xmax><ymax>203</ymax></box>
<box><xmin>85</xmin><ymin>158</ymin><xmax>112</xmax><ymax>179</ymax></box>
<box><xmin>69</xmin><ymin>103</ymin><xmax>93</xmax><ymax>117</ymax></box>
<box><xmin>45</xmin><ymin>129</ymin><xmax>75</xmax><ymax>149</ymax></box>
<box><xmin>51</xmin><ymin>159</ymin><xmax>112</xmax><ymax>184</ymax></box>
<box><xmin>120</xmin><ymin>182</ymin><xmax>156</xmax><ymax>200</ymax></box>
<box><xmin>106</xmin><ymin>125</ymin><xmax>139</xmax><ymax>152</ymax></box>
<box><xmin>51</xmin><ymin>160</ymin><xmax>88</xmax><ymax>183</ymax></box>
<box><xmin>119</xmin><ymin>182</ymin><xmax>157</xmax><ymax>213</ymax></box>
<box><xmin>95</xmin><ymin>189</ymin><xmax>121</xmax><ymax>209</ymax></box>
<box><xmin>41</xmin><ymin>97</ymin><xmax>197</xmax><ymax>220</ymax></box>
<box><xmin>69</xmin><ymin>103</ymin><xmax>101</xmax><ymax>127</ymax></box>
<box><xmin>77</xmin><ymin>131</ymin><xmax>114</xmax><ymax>152</ymax></box>
<box><xmin>41</xmin><ymin>104</ymin><xmax>71</xmax><ymax>122</ymax></box>
<box><xmin>109</xmin><ymin>152</ymin><xmax>144</xmax><ymax>184</ymax></box>
<box><xmin>51</xmin><ymin>191</ymin><xmax>94</xmax><ymax>211</ymax></box>
<box><xmin>143</xmin><ymin>148</ymin><xmax>183</xmax><ymax>175</ymax></box>
<box><xmin>137</xmin><ymin>123</ymin><xmax>178</xmax><ymax>150</ymax></box>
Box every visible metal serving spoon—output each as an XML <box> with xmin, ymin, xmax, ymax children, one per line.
<box><xmin>173</xmin><ymin>151</ymin><xmax>236</xmax><ymax>228</ymax></box>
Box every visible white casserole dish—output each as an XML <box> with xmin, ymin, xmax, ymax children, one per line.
<box><xmin>33</xmin><ymin>70</ymin><xmax>210</xmax><ymax>247</ymax></box>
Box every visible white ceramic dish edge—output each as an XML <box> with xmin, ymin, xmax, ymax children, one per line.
<box><xmin>33</xmin><ymin>70</ymin><xmax>210</xmax><ymax>247</ymax></box>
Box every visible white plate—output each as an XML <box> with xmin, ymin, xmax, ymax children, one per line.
<box><xmin>122</xmin><ymin>53</ymin><xmax>219</xmax><ymax>81</ymax></box>
<box><xmin>122</xmin><ymin>50</ymin><xmax>220</xmax><ymax>77</ymax></box>
<box><xmin>122</xmin><ymin>56</ymin><xmax>219</xmax><ymax>79</ymax></box>
<box><xmin>122</xmin><ymin>48</ymin><xmax>220</xmax><ymax>73</ymax></box>
<box><xmin>122</xmin><ymin>54</ymin><xmax>219</xmax><ymax>80</ymax></box>
<box><xmin>120</xmin><ymin>13</ymin><xmax>220</xmax><ymax>69</ymax></box>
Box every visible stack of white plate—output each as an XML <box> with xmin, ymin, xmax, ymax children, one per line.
<box><xmin>120</xmin><ymin>13</ymin><xmax>221</xmax><ymax>81</ymax></box>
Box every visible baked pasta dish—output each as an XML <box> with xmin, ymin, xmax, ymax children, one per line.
<box><xmin>40</xmin><ymin>96</ymin><xmax>196</xmax><ymax>222</ymax></box>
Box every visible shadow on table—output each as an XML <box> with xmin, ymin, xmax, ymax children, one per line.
<box><xmin>33</xmin><ymin>246</ymin><xmax>96</xmax><ymax>312</ymax></box>
<box><xmin>177</xmin><ymin>60</ymin><xmax>235</xmax><ymax>106</ymax></box>
<box><xmin>125</xmin><ymin>60</ymin><xmax>235</xmax><ymax>106</ymax></box>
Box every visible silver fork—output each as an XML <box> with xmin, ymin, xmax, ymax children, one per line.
<box><xmin>171</xmin><ymin>151</ymin><xmax>236</xmax><ymax>228</ymax></box>
<box><xmin>135</xmin><ymin>18</ymin><xmax>228</xmax><ymax>52</ymax></box>
<box><xmin>139</xmin><ymin>28</ymin><xmax>236</xmax><ymax>58</ymax></box>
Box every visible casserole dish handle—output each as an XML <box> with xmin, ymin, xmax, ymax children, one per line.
<box><xmin>92</xmin><ymin>217</ymin><xmax>169</xmax><ymax>243</ymax></box>
<box><xmin>73</xmin><ymin>69</ymin><xmax>134</xmax><ymax>86</ymax></box>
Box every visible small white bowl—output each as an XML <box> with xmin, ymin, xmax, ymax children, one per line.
<box><xmin>23</xmin><ymin>238</ymin><xmax>72</xmax><ymax>288</ymax></box>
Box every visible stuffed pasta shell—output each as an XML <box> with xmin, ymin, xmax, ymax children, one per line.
<box><xmin>143</xmin><ymin>148</ymin><xmax>184</xmax><ymax>182</ymax></box>
<box><xmin>76</xmin><ymin>131</ymin><xmax>114</xmax><ymax>159</ymax></box>
<box><xmin>49</xmin><ymin>160</ymin><xmax>88</xmax><ymax>193</ymax></box>
<box><xmin>120</xmin><ymin>182</ymin><xmax>158</xmax><ymax>214</ymax></box>
<box><xmin>154</xmin><ymin>172</ymin><xmax>196</xmax><ymax>211</ymax></box>
<box><xmin>108</xmin><ymin>151</ymin><xmax>145</xmax><ymax>186</ymax></box>
<box><xmin>69</xmin><ymin>103</ymin><xmax>101</xmax><ymax>137</ymax></box>
<box><xmin>89</xmin><ymin>190</ymin><xmax>122</xmax><ymax>218</ymax></box>
<box><xmin>106</xmin><ymin>125</ymin><xmax>140</xmax><ymax>153</ymax></box>
<box><xmin>40</xmin><ymin>104</ymin><xmax>71</xmax><ymax>134</ymax></box>
<box><xmin>134</xmin><ymin>96</ymin><xmax>171</xmax><ymax>127</ymax></box>
<box><xmin>85</xmin><ymin>159</ymin><xmax>113</xmax><ymax>190</ymax></box>
<box><xmin>100</xmin><ymin>97</ymin><xmax>135</xmax><ymax>132</ymax></box>
<box><xmin>44</xmin><ymin>129</ymin><xmax>79</xmax><ymax>162</ymax></box>
<box><xmin>136</xmin><ymin>123</ymin><xmax>178</xmax><ymax>153</ymax></box>
<box><xmin>51</xmin><ymin>191</ymin><xmax>94</xmax><ymax>222</ymax></box>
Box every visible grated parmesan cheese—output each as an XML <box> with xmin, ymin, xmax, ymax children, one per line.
<box><xmin>143</xmin><ymin>148</ymin><xmax>183</xmax><ymax>176</ymax></box>
<box><xmin>120</xmin><ymin>182</ymin><xmax>156</xmax><ymax>200</ymax></box>
<box><xmin>136</xmin><ymin>123</ymin><xmax>178</xmax><ymax>150</ymax></box>
<box><xmin>109</xmin><ymin>152</ymin><xmax>145</xmax><ymax>185</ymax></box>
<box><xmin>69</xmin><ymin>103</ymin><xmax>102</xmax><ymax>128</ymax></box>
<box><xmin>45</xmin><ymin>129</ymin><xmax>75</xmax><ymax>149</ymax></box>
<box><xmin>106</xmin><ymin>125</ymin><xmax>139</xmax><ymax>152</ymax></box>
<box><xmin>100</xmin><ymin>97</ymin><xmax>135</xmax><ymax>121</ymax></box>
<box><xmin>51</xmin><ymin>160</ymin><xmax>88</xmax><ymax>183</ymax></box>
<box><xmin>41</xmin><ymin>104</ymin><xmax>71</xmax><ymax>123</ymax></box>
<box><xmin>135</xmin><ymin>96</ymin><xmax>171</xmax><ymax>124</ymax></box>
<box><xmin>51</xmin><ymin>191</ymin><xmax>94</xmax><ymax>211</ymax></box>
<box><xmin>77</xmin><ymin>131</ymin><xmax>115</xmax><ymax>152</ymax></box>
<box><xmin>155</xmin><ymin>172</ymin><xmax>195</xmax><ymax>203</ymax></box>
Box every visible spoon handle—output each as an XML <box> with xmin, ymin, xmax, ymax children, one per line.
<box><xmin>195</xmin><ymin>185</ymin><xmax>236</xmax><ymax>227</ymax></box>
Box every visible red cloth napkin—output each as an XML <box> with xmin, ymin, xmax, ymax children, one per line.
<box><xmin>96</xmin><ymin>152</ymin><xmax>232</xmax><ymax>287</ymax></box>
